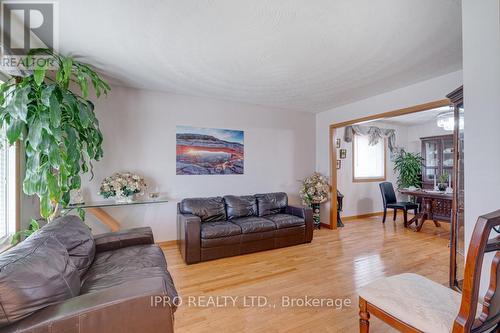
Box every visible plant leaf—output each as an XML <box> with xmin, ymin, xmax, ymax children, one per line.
<box><xmin>6</xmin><ymin>118</ymin><xmax>24</xmax><ymax>144</ymax></box>
<box><xmin>27</xmin><ymin>117</ymin><xmax>43</xmax><ymax>149</ymax></box>
<box><xmin>41</xmin><ymin>84</ymin><xmax>55</xmax><ymax>107</ymax></box>
<box><xmin>33</xmin><ymin>66</ymin><xmax>47</xmax><ymax>86</ymax></box>
<box><xmin>40</xmin><ymin>194</ymin><xmax>52</xmax><ymax>218</ymax></box>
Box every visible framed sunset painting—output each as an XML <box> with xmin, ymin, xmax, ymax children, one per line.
<box><xmin>176</xmin><ymin>126</ymin><xmax>244</xmax><ymax>175</ymax></box>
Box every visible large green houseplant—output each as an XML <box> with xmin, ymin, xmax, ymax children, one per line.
<box><xmin>393</xmin><ymin>149</ymin><xmax>424</xmax><ymax>189</ymax></box>
<box><xmin>0</xmin><ymin>50</ymin><xmax>110</xmax><ymax>224</ymax></box>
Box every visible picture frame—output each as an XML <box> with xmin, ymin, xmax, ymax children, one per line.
<box><xmin>336</xmin><ymin>160</ymin><xmax>341</xmax><ymax>169</ymax></box>
<box><xmin>339</xmin><ymin>149</ymin><xmax>347</xmax><ymax>159</ymax></box>
<box><xmin>335</xmin><ymin>138</ymin><xmax>341</xmax><ymax>148</ymax></box>
<box><xmin>176</xmin><ymin>126</ymin><xmax>244</xmax><ymax>175</ymax></box>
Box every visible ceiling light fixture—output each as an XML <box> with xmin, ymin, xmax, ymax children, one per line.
<box><xmin>436</xmin><ymin>108</ymin><xmax>464</xmax><ymax>131</ymax></box>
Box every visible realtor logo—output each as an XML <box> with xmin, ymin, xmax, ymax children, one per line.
<box><xmin>1</xmin><ymin>1</ymin><xmax>58</xmax><ymax>56</ymax></box>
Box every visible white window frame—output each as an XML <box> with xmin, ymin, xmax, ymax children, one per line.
<box><xmin>0</xmin><ymin>77</ymin><xmax>19</xmax><ymax>250</ymax></box>
<box><xmin>352</xmin><ymin>134</ymin><xmax>387</xmax><ymax>182</ymax></box>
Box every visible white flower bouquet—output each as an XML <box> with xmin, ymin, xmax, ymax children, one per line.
<box><xmin>299</xmin><ymin>172</ymin><xmax>330</xmax><ymax>206</ymax></box>
<box><xmin>99</xmin><ymin>172</ymin><xmax>147</xmax><ymax>202</ymax></box>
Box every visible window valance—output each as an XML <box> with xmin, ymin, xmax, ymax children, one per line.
<box><xmin>344</xmin><ymin>125</ymin><xmax>397</xmax><ymax>153</ymax></box>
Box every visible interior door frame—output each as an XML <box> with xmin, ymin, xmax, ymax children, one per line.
<box><xmin>328</xmin><ymin>99</ymin><xmax>451</xmax><ymax>229</ymax></box>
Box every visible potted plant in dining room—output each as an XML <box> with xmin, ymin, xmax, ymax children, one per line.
<box><xmin>393</xmin><ymin>149</ymin><xmax>424</xmax><ymax>190</ymax></box>
<box><xmin>438</xmin><ymin>172</ymin><xmax>449</xmax><ymax>192</ymax></box>
<box><xmin>0</xmin><ymin>49</ymin><xmax>110</xmax><ymax>243</ymax></box>
<box><xmin>299</xmin><ymin>172</ymin><xmax>330</xmax><ymax>229</ymax></box>
<box><xmin>99</xmin><ymin>172</ymin><xmax>147</xmax><ymax>203</ymax></box>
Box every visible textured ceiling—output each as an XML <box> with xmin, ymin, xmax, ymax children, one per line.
<box><xmin>58</xmin><ymin>0</ymin><xmax>462</xmax><ymax>113</ymax></box>
<box><xmin>378</xmin><ymin>107</ymin><xmax>450</xmax><ymax>126</ymax></box>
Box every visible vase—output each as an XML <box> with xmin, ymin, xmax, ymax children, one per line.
<box><xmin>311</xmin><ymin>203</ymin><xmax>321</xmax><ymax>229</ymax></box>
<box><xmin>115</xmin><ymin>195</ymin><xmax>134</xmax><ymax>204</ymax></box>
<box><xmin>438</xmin><ymin>183</ymin><xmax>447</xmax><ymax>192</ymax></box>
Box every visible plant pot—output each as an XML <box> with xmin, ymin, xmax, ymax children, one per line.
<box><xmin>311</xmin><ymin>203</ymin><xmax>321</xmax><ymax>229</ymax></box>
<box><xmin>438</xmin><ymin>183</ymin><xmax>447</xmax><ymax>192</ymax></box>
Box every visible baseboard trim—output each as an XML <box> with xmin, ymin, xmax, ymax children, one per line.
<box><xmin>320</xmin><ymin>222</ymin><xmax>332</xmax><ymax>229</ymax></box>
<box><xmin>157</xmin><ymin>240</ymin><xmax>177</xmax><ymax>248</ymax></box>
<box><xmin>342</xmin><ymin>212</ymin><xmax>385</xmax><ymax>221</ymax></box>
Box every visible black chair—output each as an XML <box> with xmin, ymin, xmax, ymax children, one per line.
<box><xmin>379</xmin><ymin>182</ymin><xmax>418</xmax><ymax>227</ymax></box>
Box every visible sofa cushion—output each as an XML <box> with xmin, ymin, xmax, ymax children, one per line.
<box><xmin>230</xmin><ymin>216</ymin><xmax>276</xmax><ymax>234</ymax></box>
<box><xmin>255</xmin><ymin>192</ymin><xmax>288</xmax><ymax>216</ymax></box>
<box><xmin>224</xmin><ymin>195</ymin><xmax>257</xmax><ymax>220</ymax></box>
<box><xmin>34</xmin><ymin>215</ymin><xmax>95</xmax><ymax>276</ymax></box>
<box><xmin>0</xmin><ymin>235</ymin><xmax>80</xmax><ymax>328</ymax></box>
<box><xmin>180</xmin><ymin>197</ymin><xmax>226</xmax><ymax>222</ymax></box>
<box><xmin>80</xmin><ymin>245</ymin><xmax>177</xmax><ymax>306</ymax></box>
<box><xmin>264</xmin><ymin>213</ymin><xmax>305</xmax><ymax>229</ymax></box>
<box><xmin>201</xmin><ymin>221</ymin><xmax>242</xmax><ymax>239</ymax></box>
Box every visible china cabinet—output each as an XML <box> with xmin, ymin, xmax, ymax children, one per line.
<box><xmin>447</xmin><ymin>86</ymin><xmax>464</xmax><ymax>291</ymax></box>
<box><xmin>421</xmin><ymin>134</ymin><xmax>454</xmax><ymax>189</ymax></box>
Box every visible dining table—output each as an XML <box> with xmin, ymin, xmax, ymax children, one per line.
<box><xmin>399</xmin><ymin>189</ymin><xmax>453</xmax><ymax>232</ymax></box>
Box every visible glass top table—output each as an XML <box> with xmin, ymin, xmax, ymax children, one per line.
<box><xmin>67</xmin><ymin>196</ymin><xmax>170</xmax><ymax>232</ymax></box>
<box><xmin>68</xmin><ymin>196</ymin><xmax>169</xmax><ymax>209</ymax></box>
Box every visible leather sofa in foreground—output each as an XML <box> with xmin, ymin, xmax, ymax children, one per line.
<box><xmin>0</xmin><ymin>216</ymin><xmax>177</xmax><ymax>333</ymax></box>
<box><xmin>177</xmin><ymin>192</ymin><xmax>313</xmax><ymax>264</ymax></box>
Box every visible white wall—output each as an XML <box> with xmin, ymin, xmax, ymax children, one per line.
<box><xmin>316</xmin><ymin>70</ymin><xmax>463</xmax><ymax>225</ymax></box>
<box><xmin>77</xmin><ymin>86</ymin><xmax>315</xmax><ymax>241</ymax></box>
<box><xmin>335</xmin><ymin>121</ymin><xmax>407</xmax><ymax>217</ymax></box>
<box><xmin>462</xmin><ymin>0</ymin><xmax>500</xmax><ymax>294</ymax></box>
<box><xmin>406</xmin><ymin>120</ymin><xmax>450</xmax><ymax>153</ymax></box>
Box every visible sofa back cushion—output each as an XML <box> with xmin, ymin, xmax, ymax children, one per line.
<box><xmin>224</xmin><ymin>195</ymin><xmax>257</xmax><ymax>220</ymax></box>
<box><xmin>0</xmin><ymin>234</ymin><xmax>80</xmax><ymax>327</ymax></box>
<box><xmin>35</xmin><ymin>215</ymin><xmax>95</xmax><ymax>277</ymax></box>
<box><xmin>180</xmin><ymin>197</ymin><xmax>226</xmax><ymax>222</ymax></box>
<box><xmin>255</xmin><ymin>192</ymin><xmax>288</xmax><ymax>216</ymax></box>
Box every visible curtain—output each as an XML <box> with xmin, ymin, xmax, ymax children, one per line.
<box><xmin>343</xmin><ymin>125</ymin><xmax>398</xmax><ymax>154</ymax></box>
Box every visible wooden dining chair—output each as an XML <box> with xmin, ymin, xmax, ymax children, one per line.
<box><xmin>358</xmin><ymin>209</ymin><xmax>500</xmax><ymax>333</ymax></box>
<box><xmin>379</xmin><ymin>182</ymin><xmax>419</xmax><ymax>226</ymax></box>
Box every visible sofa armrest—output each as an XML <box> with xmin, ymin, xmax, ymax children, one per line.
<box><xmin>1</xmin><ymin>277</ymin><xmax>175</xmax><ymax>333</ymax></box>
<box><xmin>94</xmin><ymin>227</ymin><xmax>154</xmax><ymax>253</ymax></box>
<box><xmin>285</xmin><ymin>205</ymin><xmax>307</xmax><ymax>218</ymax></box>
<box><xmin>285</xmin><ymin>205</ymin><xmax>313</xmax><ymax>242</ymax></box>
<box><xmin>177</xmin><ymin>213</ymin><xmax>201</xmax><ymax>264</ymax></box>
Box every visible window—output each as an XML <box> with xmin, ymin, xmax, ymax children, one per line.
<box><xmin>353</xmin><ymin>134</ymin><xmax>386</xmax><ymax>182</ymax></box>
<box><xmin>0</xmin><ymin>136</ymin><xmax>17</xmax><ymax>242</ymax></box>
<box><xmin>0</xmin><ymin>77</ymin><xmax>18</xmax><ymax>247</ymax></box>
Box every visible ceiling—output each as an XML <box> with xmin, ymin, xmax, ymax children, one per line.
<box><xmin>379</xmin><ymin>107</ymin><xmax>451</xmax><ymax>126</ymax></box>
<box><xmin>56</xmin><ymin>0</ymin><xmax>462</xmax><ymax>113</ymax></box>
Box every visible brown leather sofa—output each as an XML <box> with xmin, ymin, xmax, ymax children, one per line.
<box><xmin>0</xmin><ymin>215</ymin><xmax>177</xmax><ymax>333</ymax></box>
<box><xmin>177</xmin><ymin>192</ymin><xmax>313</xmax><ymax>264</ymax></box>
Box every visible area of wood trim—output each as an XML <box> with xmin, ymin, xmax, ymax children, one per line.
<box><xmin>320</xmin><ymin>222</ymin><xmax>332</xmax><ymax>229</ymax></box>
<box><xmin>329</xmin><ymin>99</ymin><xmax>450</xmax><ymax>130</ymax></box>
<box><xmin>342</xmin><ymin>212</ymin><xmax>385</xmax><ymax>221</ymax></box>
<box><xmin>158</xmin><ymin>240</ymin><xmax>178</xmax><ymax>248</ymax></box>
<box><xmin>364</xmin><ymin>299</ymin><xmax>424</xmax><ymax>332</ymax></box>
<box><xmin>329</xmin><ymin>126</ymin><xmax>338</xmax><ymax>229</ymax></box>
<box><xmin>328</xmin><ymin>98</ymin><xmax>451</xmax><ymax>229</ymax></box>
<box><xmin>86</xmin><ymin>207</ymin><xmax>121</xmax><ymax>231</ymax></box>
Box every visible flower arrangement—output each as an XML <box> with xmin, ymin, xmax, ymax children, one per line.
<box><xmin>299</xmin><ymin>172</ymin><xmax>330</xmax><ymax>206</ymax></box>
<box><xmin>99</xmin><ymin>172</ymin><xmax>147</xmax><ymax>202</ymax></box>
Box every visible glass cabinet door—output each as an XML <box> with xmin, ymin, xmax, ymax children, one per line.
<box><xmin>442</xmin><ymin>138</ymin><xmax>454</xmax><ymax>182</ymax></box>
<box><xmin>452</xmin><ymin>104</ymin><xmax>465</xmax><ymax>290</ymax></box>
<box><xmin>422</xmin><ymin>140</ymin><xmax>439</xmax><ymax>183</ymax></box>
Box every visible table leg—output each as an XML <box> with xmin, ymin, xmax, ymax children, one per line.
<box><xmin>87</xmin><ymin>207</ymin><xmax>121</xmax><ymax>231</ymax></box>
<box><xmin>406</xmin><ymin>214</ymin><xmax>418</xmax><ymax>228</ymax></box>
<box><xmin>415</xmin><ymin>212</ymin><xmax>428</xmax><ymax>232</ymax></box>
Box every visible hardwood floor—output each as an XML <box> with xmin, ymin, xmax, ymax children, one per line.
<box><xmin>161</xmin><ymin>215</ymin><xmax>455</xmax><ymax>332</ymax></box>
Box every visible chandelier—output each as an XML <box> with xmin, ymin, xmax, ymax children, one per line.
<box><xmin>436</xmin><ymin>108</ymin><xmax>464</xmax><ymax>131</ymax></box>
